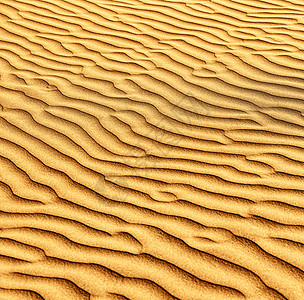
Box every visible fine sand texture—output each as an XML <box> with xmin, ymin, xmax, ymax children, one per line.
<box><xmin>1</xmin><ymin>0</ymin><xmax>304</xmax><ymax>299</ymax></box>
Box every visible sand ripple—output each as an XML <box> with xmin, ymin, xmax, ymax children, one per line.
<box><xmin>1</xmin><ymin>0</ymin><xmax>304</xmax><ymax>299</ymax></box>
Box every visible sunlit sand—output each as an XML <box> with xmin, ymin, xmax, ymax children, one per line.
<box><xmin>1</xmin><ymin>0</ymin><xmax>304</xmax><ymax>299</ymax></box>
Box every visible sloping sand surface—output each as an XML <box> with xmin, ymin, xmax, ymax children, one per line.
<box><xmin>1</xmin><ymin>0</ymin><xmax>304</xmax><ymax>299</ymax></box>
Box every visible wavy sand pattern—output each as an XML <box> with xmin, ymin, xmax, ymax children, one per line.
<box><xmin>1</xmin><ymin>0</ymin><xmax>304</xmax><ymax>299</ymax></box>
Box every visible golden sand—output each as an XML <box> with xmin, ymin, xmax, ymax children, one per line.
<box><xmin>1</xmin><ymin>0</ymin><xmax>304</xmax><ymax>299</ymax></box>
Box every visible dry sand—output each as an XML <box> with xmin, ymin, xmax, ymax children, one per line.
<box><xmin>1</xmin><ymin>0</ymin><xmax>304</xmax><ymax>299</ymax></box>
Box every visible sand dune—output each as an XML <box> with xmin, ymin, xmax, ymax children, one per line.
<box><xmin>1</xmin><ymin>0</ymin><xmax>304</xmax><ymax>299</ymax></box>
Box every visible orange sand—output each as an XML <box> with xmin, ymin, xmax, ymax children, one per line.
<box><xmin>1</xmin><ymin>0</ymin><xmax>304</xmax><ymax>299</ymax></box>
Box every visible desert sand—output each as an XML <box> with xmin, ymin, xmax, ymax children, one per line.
<box><xmin>1</xmin><ymin>0</ymin><xmax>304</xmax><ymax>299</ymax></box>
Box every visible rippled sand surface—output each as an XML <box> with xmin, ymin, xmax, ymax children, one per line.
<box><xmin>1</xmin><ymin>0</ymin><xmax>304</xmax><ymax>299</ymax></box>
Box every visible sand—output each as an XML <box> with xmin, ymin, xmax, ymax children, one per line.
<box><xmin>0</xmin><ymin>0</ymin><xmax>304</xmax><ymax>299</ymax></box>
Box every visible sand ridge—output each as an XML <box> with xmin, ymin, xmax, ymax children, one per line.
<box><xmin>1</xmin><ymin>0</ymin><xmax>304</xmax><ymax>299</ymax></box>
